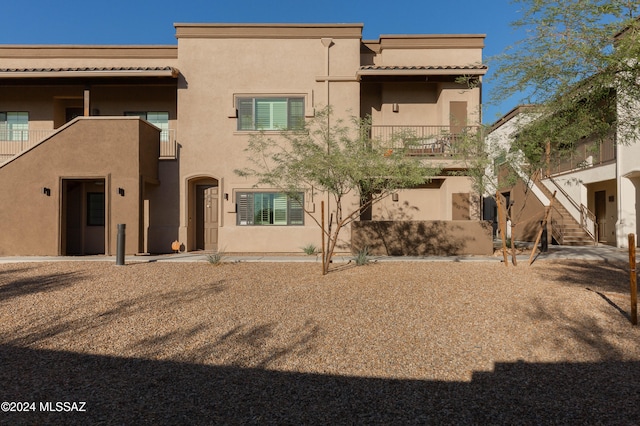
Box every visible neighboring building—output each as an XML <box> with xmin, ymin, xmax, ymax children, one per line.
<box><xmin>487</xmin><ymin>102</ymin><xmax>640</xmax><ymax>248</ymax></box>
<box><xmin>0</xmin><ymin>23</ymin><xmax>487</xmax><ymax>256</ymax></box>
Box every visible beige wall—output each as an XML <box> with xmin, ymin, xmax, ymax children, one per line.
<box><xmin>363</xmin><ymin>35</ymin><xmax>485</xmax><ymax>67</ymax></box>
<box><xmin>0</xmin><ymin>24</ymin><xmax>487</xmax><ymax>255</ymax></box>
<box><xmin>0</xmin><ymin>118</ymin><xmax>159</xmax><ymax>255</ymax></box>
<box><xmin>175</xmin><ymin>25</ymin><xmax>362</xmax><ymax>252</ymax></box>
<box><xmin>352</xmin><ymin>220</ymin><xmax>493</xmax><ymax>256</ymax></box>
<box><xmin>372</xmin><ymin>176</ymin><xmax>478</xmax><ymax>221</ymax></box>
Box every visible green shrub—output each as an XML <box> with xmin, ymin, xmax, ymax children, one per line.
<box><xmin>352</xmin><ymin>246</ymin><xmax>371</xmax><ymax>266</ymax></box>
<box><xmin>206</xmin><ymin>250</ymin><xmax>226</xmax><ymax>265</ymax></box>
<box><xmin>302</xmin><ymin>243</ymin><xmax>318</xmax><ymax>255</ymax></box>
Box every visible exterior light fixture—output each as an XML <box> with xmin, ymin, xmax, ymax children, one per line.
<box><xmin>42</xmin><ymin>187</ymin><xmax>51</xmax><ymax>196</ymax></box>
<box><xmin>118</xmin><ymin>188</ymin><xmax>125</xmax><ymax>196</ymax></box>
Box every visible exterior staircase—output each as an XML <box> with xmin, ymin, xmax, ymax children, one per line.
<box><xmin>532</xmin><ymin>175</ymin><xmax>596</xmax><ymax>246</ymax></box>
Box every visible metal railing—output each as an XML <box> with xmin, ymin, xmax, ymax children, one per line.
<box><xmin>547</xmin><ymin>133</ymin><xmax>616</xmax><ymax>175</ymax></box>
<box><xmin>159</xmin><ymin>129</ymin><xmax>177</xmax><ymax>159</ymax></box>
<box><xmin>580</xmin><ymin>204</ymin><xmax>597</xmax><ymax>242</ymax></box>
<box><xmin>0</xmin><ymin>128</ymin><xmax>177</xmax><ymax>160</ymax></box>
<box><xmin>370</xmin><ymin>125</ymin><xmax>481</xmax><ymax>157</ymax></box>
<box><xmin>546</xmin><ymin>175</ymin><xmax>597</xmax><ymax>243</ymax></box>
<box><xmin>0</xmin><ymin>130</ymin><xmax>57</xmax><ymax>157</ymax></box>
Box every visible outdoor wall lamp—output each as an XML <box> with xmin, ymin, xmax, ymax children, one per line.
<box><xmin>118</xmin><ymin>187</ymin><xmax>125</xmax><ymax>196</ymax></box>
<box><xmin>392</xmin><ymin>193</ymin><xmax>399</xmax><ymax>202</ymax></box>
<box><xmin>224</xmin><ymin>193</ymin><xmax>229</xmax><ymax>200</ymax></box>
<box><xmin>42</xmin><ymin>187</ymin><xmax>51</xmax><ymax>196</ymax></box>
<box><xmin>392</xmin><ymin>103</ymin><xmax>399</xmax><ymax>113</ymax></box>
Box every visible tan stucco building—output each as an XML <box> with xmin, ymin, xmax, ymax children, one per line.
<box><xmin>0</xmin><ymin>23</ymin><xmax>488</xmax><ymax>256</ymax></box>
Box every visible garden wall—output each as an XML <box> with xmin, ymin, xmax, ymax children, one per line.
<box><xmin>351</xmin><ymin>220</ymin><xmax>494</xmax><ymax>256</ymax></box>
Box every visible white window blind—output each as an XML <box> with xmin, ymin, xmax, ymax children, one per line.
<box><xmin>236</xmin><ymin>192</ymin><xmax>304</xmax><ymax>226</ymax></box>
<box><xmin>237</xmin><ymin>97</ymin><xmax>304</xmax><ymax>131</ymax></box>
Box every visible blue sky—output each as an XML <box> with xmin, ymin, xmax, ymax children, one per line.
<box><xmin>0</xmin><ymin>0</ymin><xmax>526</xmax><ymax>123</ymax></box>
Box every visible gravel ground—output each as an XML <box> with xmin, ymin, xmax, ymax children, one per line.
<box><xmin>0</xmin><ymin>259</ymin><xmax>639</xmax><ymax>424</ymax></box>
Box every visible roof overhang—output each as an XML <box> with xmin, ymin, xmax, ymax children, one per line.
<box><xmin>0</xmin><ymin>66</ymin><xmax>180</xmax><ymax>79</ymax></box>
<box><xmin>357</xmin><ymin>65</ymin><xmax>487</xmax><ymax>80</ymax></box>
<box><xmin>357</xmin><ymin>65</ymin><xmax>487</xmax><ymax>82</ymax></box>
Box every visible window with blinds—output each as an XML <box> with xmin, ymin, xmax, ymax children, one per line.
<box><xmin>237</xmin><ymin>192</ymin><xmax>304</xmax><ymax>226</ymax></box>
<box><xmin>0</xmin><ymin>112</ymin><xmax>28</xmax><ymax>141</ymax></box>
<box><xmin>237</xmin><ymin>97</ymin><xmax>304</xmax><ymax>131</ymax></box>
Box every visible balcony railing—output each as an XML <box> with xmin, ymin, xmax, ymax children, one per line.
<box><xmin>159</xmin><ymin>129</ymin><xmax>177</xmax><ymax>159</ymax></box>
<box><xmin>547</xmin><ymin>133</ymin><xmax>616</xmax><ymax>176</ymax></box>
<box><xmin>0</xmin><ymin>128</ymin><xmax>177</xmax><ymax>161</ymax></box>
<box><xmin>0</xmin><ymin>130</ymin><xmax>56</xmax><ymax>160</ymax></box>
<box><xmin>370</xmin><ymin>125</ymin><xmax>481</xmax><ymax>157</ymax></box>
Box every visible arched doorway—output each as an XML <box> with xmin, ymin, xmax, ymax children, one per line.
<box><xmin>187</xmin><ymin>177</ymin><xmax>219</xmax><ymax>251</ymax></box>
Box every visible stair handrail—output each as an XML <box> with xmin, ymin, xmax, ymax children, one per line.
<box><xmin>579</xmin><ymin>204</ymin><xmax>597</xmax><ymax>242</ymax></box>
<box><xmin>546</xmin><ymin>175</ymin><xmax>596</xmax><ymax>242</ymax></box>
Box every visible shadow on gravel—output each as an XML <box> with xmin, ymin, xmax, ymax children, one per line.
<box><xmin>1</xmin><ymin>344</ymin><xmax>638</xmax><ymax>425</ymax></box>
<box><xmin>0</xmin><ymin>270</ymin><xmax>83</xmax><ymax>302</ymax></box>
<box><xmin>536</xmin><ymin>259</ymin><xmax>631</xmax><ymax>294</ymax></box>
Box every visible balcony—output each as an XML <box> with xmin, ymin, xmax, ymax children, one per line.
<box><xmin>370</xmin><ymin>125</ymin><xmax>481</xmax><ymax>157</ymax></box>
<box><xmin>0</xmin><ymin>128</ymin><xmax>177</xmax><ymax>162</ymax></box>
<box><xmin>546</xmin><ymin>133</ymin><xmax>616</xmax><ymax>176</ymax></box>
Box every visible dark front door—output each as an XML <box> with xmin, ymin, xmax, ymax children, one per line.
<box><xmin>62</xmin><ymin>179</ymin><xmax>105</xmax><ymax>255</ymax></box>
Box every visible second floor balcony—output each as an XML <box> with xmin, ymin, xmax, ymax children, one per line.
<box><xmin>370</xmin><ymin>125</ymin><xmax>482</xmax><ymax>157</ymax></box>
<box><xmin>545</xmin><ymin>133</ymin><xmax>616</xmax><ymax>176</ymax></box>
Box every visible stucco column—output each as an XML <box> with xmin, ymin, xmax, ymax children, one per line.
<box><xmin>617</xmin><ymin>176</ymin><xmax>637</xmax><ymax>248</ymax></box>
<box><xmin>84</xmin><ymin>86</ymin><xmax>91</xmax><ymax>116</ymax></box>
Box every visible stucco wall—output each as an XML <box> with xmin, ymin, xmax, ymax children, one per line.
<box><xmin>175</xmin><ymin>25</ymin><xmax>362</xmax><ymax>252</ymax></box>
<box><xmin>0</xmin><ymin>117</ymin><xmax>159</xmax><ymax>255</ymax></box>
<box><xmin>352</xmin><ymin>220</ymin><xmax>493</xmax><ymax>256</ymax></box>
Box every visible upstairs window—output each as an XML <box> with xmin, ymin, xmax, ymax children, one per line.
<box><xmin>237</xmin><ymin>97</ymin><xmax>304</xmax><ymax>131</ymax></box>
<box><xmin>125</xmin><ymin>111</ymin><xmax>169</xmax><ymax>141</ymax></box>
<box><xmin>0</xmin><ymin>112</ymin><xmax>28</xmax><ymax>141</ymax></box>
<box><xmin>237</xmin><ymin>192</ymin><xmax>304</xmax><ymax>226</ymax></box>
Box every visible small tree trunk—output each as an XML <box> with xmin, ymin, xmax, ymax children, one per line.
<box><xmin>321</xmin><ymin>200</ymin><xmax>326</xmax><ymax>275</ymax></box>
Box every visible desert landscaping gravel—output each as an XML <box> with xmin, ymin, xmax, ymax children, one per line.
<box><xmin>1</xmin><ymin>259</ymin><xmax>639</xmax><ymax>424</ymax></box>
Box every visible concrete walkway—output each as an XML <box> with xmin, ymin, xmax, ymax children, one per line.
<box><xmin>0</xmin><ymin>244</ymin><xmax>636</xmax><ymax>265</ymax></box>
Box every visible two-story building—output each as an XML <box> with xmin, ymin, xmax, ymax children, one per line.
<box><xmin>0</xmin><ymin>23</ymin><xmax>486</xmax><ymax>256</ymax></box>
<box><xmin>487</xmin><ymin>103</ymin><xmax>639</xmax><ymax>248</ymax></box>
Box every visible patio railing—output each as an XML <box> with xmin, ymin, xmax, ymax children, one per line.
<box><xmin>370</xmin><ymin>125</ymin><xmax>481</xmax><ymax>157</ymax></box>
<box><xmin>547</xmin><ymin>133</ymin><xmax>615</xmax><ymax>175</ymax></box>
<box><xmin>0</xmin><ymin>128</ymin><xmax>177</xmax><ymax>161</ymax></box>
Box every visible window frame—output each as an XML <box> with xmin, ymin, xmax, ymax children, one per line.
<box><xmin>0</xmin><ymin>111</ymin><xmax>29</xmax><ymax>141</ymax></box>
<box><xmin>86</xmin><ymin>192</ymin><xmax>105</xmax><ymax>227</ymax></box>
<box><xmin>124</xmin><ymin>111</ymin><xmax>170</xmax><ymax>142</ymax></box>
<box><xmin>236</xmin><ymin>192</ymin><xmax>305</xmax><ymax>226</ymax></box>
<box><xmin>236</xmin><ymin>96</ymin><xmax>305</xmax><ymax>131</ymax></box>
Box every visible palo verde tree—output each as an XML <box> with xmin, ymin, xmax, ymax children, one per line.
<box><xmin>490</xmin><ymin>0</ymin><xmax>640</xmax><ymax>170</ymax></box>
<box><xmin>235</xmin><ymin>106</ymin><xmax>440</xmax><ymax>274</ymax></box>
